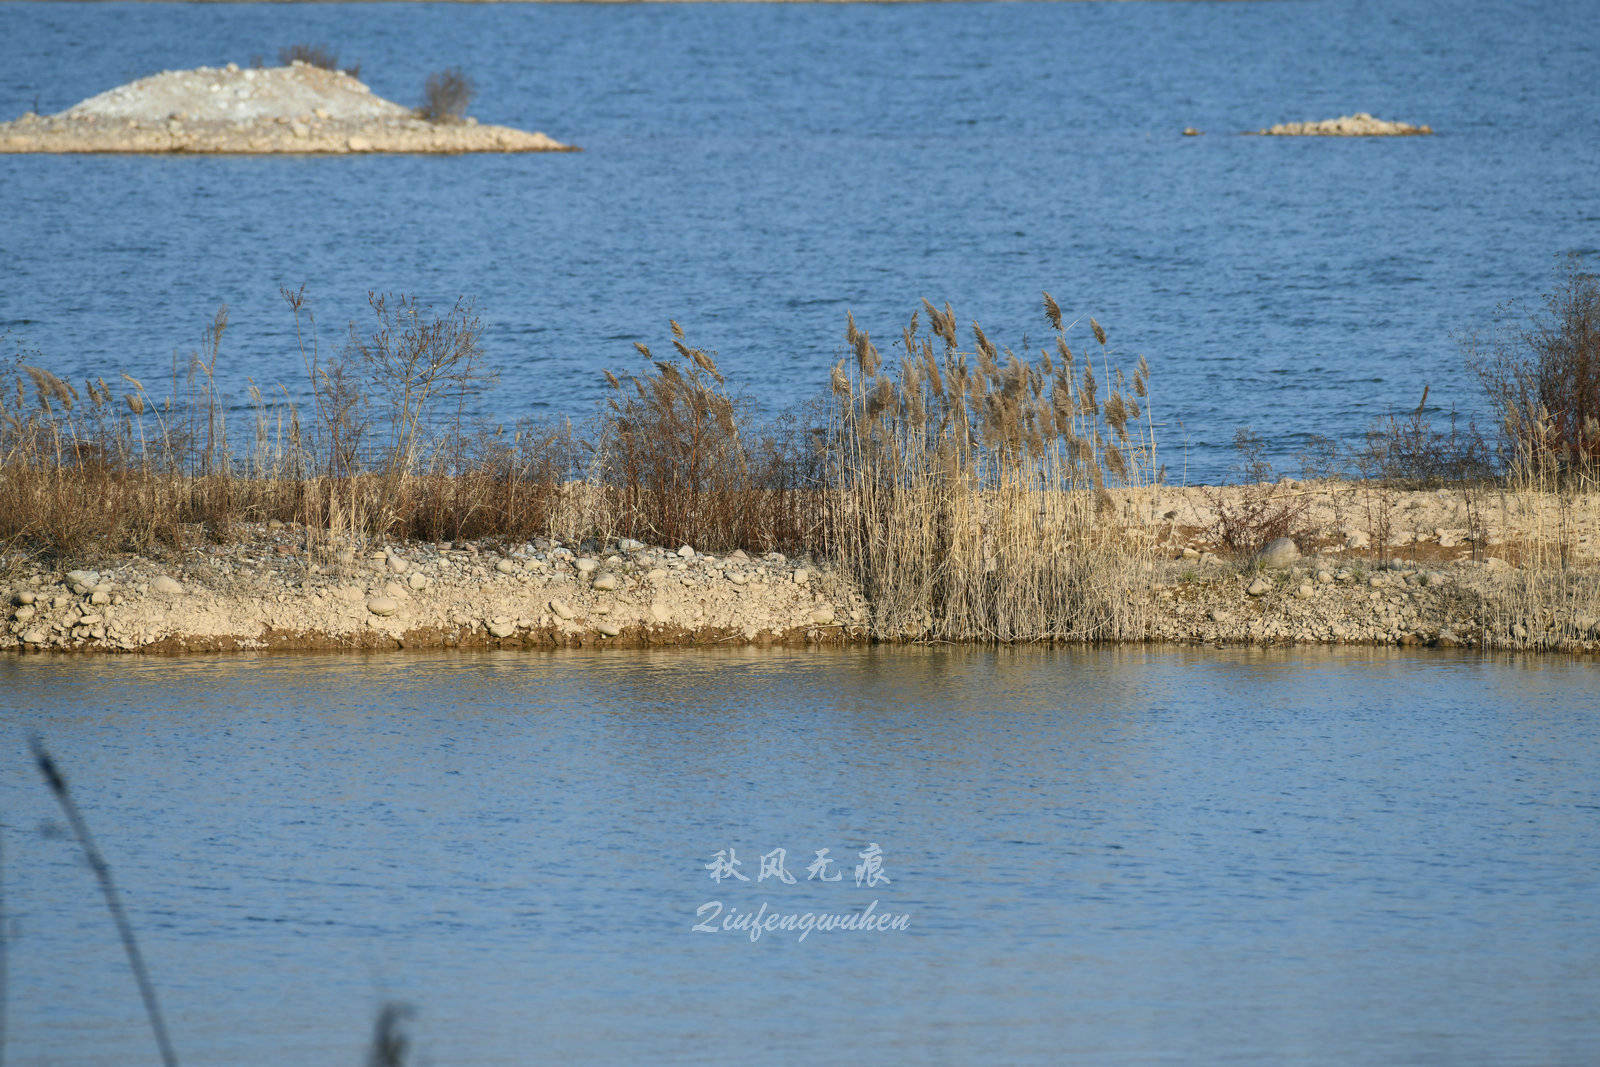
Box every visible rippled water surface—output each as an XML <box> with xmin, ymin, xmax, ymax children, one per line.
<box><xmin>2</xmin><ymin>0</ymin><xmax>1599</xmax><ymax>476</ymax></box>
<box><xmin>1</xmin><ymin>646</ymin><xmax>1597</xmax><ymax>1064</ymax></box>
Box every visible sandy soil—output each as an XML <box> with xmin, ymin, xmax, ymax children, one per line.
<box><xmin>0</xmin><ymin>62</ymin><xmax>572</xmax><ymax>154</ymax></box>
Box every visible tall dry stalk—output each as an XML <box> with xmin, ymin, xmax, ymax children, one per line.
<box><xmin>591</xmin><ymin>325</ymin><xmax>819</xmax><ymax>551</ymax></box>
<box><xmin>1481</xmin><ymin>406</ymin><xmax>1600</xmax><ymax>648</ymax></box>
<box><xmin>825</xmin><ymin>296</ymin><xmax>1157</xmax><ymax>641</ymax></box>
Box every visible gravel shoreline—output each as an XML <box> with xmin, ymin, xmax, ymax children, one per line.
<box><xmin>6</xmin><ymin>480</ymin><xmax>1597</xmax><ymax>656</ymax></box>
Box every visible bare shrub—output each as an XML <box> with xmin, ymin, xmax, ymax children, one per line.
<box><xmin>1350</xmin><ymin>388</ymin><xmax>1497</xmax><ymax>563</ymax></box>
<box><xmin>417</xmin><ymin>68</ymin><xmax>475</xmax><ymax>124</ymax></box>
<box><xmin>1203</xmin><ymin>428</ymin><xmax>1308</xmax><ymax>557</ymax></box>
<box><xmin>1470</xmin><ymin>258</ymin><xmax>1600</xmax><ymax>483</ymax></box>
<box><xmin>0</xmin><ymin>312</ymin><xmax>301</xmax><ymax>558</ymax></box>
<box><xmin>278</xmin><ymin>43</ymin><xmax>359</xmax><ymax>79</ymax></box>
<box><xmin>1359</xmin><ymin>388</ymin><xmax>1495</xmax><ymax>489</ymax></box>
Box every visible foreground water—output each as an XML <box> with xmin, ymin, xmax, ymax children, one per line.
<box><xmin>1</xmin><ymin>646</ymin><xmax>1596</xmax><ymax>1064</ymax></box>
<box><xmin>4</xmin><ymin>0</ymin><xmax>1600</xmax><ymax>478</ymax></box>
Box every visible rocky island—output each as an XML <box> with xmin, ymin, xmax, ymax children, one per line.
<box><xmin>1256</xmin><ymin>113</ymin><xmax>1433</xmax><ymax>136</ymax></box>
<box><xmin>0</xmin><ymin>61</ymin><xmax>573</xmax><ymax>154</ymax></box>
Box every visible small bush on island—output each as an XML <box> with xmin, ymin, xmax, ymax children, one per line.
<box><xmin>417</xmin><ymin>68</ymin><xmax>475</xmax><ymax>124</ymax></box>
<box><xmin>1203</xmin><ymin>428</ymin><xmax>1309</xmax><ymax>558</ymax></box>
<box><xmin>278</xmin><ymin>43</ymin><xmax>360</xmax><ymax>80</ymax></box>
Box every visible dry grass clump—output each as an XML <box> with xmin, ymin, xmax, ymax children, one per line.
<box><xmin>594</xmin><ymin>323</ymin><xmax>819</xmax><ymax>552</ymax></box>
<box><xmin>417</xmin><ymin>68</ymin><xmax>475</xmax><ymax>124</ymax></box>
<box><xmin>0</xmin><ymin>293</ymin><xmax>819</xmax><ymax>565</ymax></box>
<box><xmin>2</xmin><ymin>310</ymin><xmax>249</xmax><ymax>556</ymax></box>
<box><xmin>0</xmin><ymin>293</ymin><xmax>576</xmax><ymax>559</ymax></box>
<box><xmin>826</xmin><ymin>295</ymin><xmax>1156</xmax><ymax>641</ymax></box>
<box><xmin>1475</xmin><ymin>389</ymin><xmax>1600</xmax><ymax>650</ymax></box>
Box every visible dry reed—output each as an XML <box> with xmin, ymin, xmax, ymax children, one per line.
<box><xmin>824</xmin><ymin>296</ymin><xmax>1157</xmax><ymax>641</ymax></box>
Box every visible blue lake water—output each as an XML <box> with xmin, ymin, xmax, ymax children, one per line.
<box><xmin>3</xmin><ymin>0</ymin><xmax>1599</xmax><ymax>479</ymax></box>
<box><xmin>1</xmin><ymin>646</ymin><xmax>1598</xmax><ymax>1064</ymax></box>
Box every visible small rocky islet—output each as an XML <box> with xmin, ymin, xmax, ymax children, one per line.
<box><xmin>1255</xmin><ymin>112</ymin><xmax>1434</xmax><ymax>136</ymax></box>
<box><xmin>0</xmin><ymin>61</ymin><xmax>572</xmax><ymax>154</ymax></box>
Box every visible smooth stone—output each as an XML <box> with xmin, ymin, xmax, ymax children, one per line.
<box><xmin>487</xmin><ymin>620</ymin><xmax>515</xmax><ymax>638</ymax></box>
<box><xmin>21</xmin><ymin>630</ymin><xmax>45</xmax><ymax>645</ymax></box>
<box><xmin>151</xmin><ymin>576</ymin><xmax>183</xmax><ymax>596</ymax></box>
<box><xmin>1254</xmin><ymin>537</ymin><xmax>1300</xmax><ymax>569</ymax></box>
<box><xmin>728</xmin><ymin>572</ymin><xmax>749</xmax><ymax>585</ymax></box>
<box><xmin>592</xmin><ymin>572</ymin><xmax>619</xmax><ymax>591</ymax></box>
<box><xmin>811</xmin><ymin>605</ymin><xmax>836</xmax><ymax>625</ymax></box>
<box><xmin>90</xmin><ymin>590</ymin><xmax>111</xmax><ymax>605</ymax></box>
<box><xmin>550</xmin><ymin>599</ymin><xmax>576</xmax><ymax>620</ymax></box>
<box><xmin>13</xmin><ymin>605</ymin><xmax>36</xmax><ymax>622</ymax></box>
<box><xmin>596</xmin><ymin>620</ymin><xmax>621</xmax><ymax>637</ymax></box>
<box><xmin>408</xmin><ymin>572</ymin><xmax>427</xmax><ymax>590</ymax></box>
<box><xmin>1247</xmin><ymin>577</ymin><xmax>1273</xmax><ymax>596</ymax></box>
<box><xmin>576</xmin><ymin>557</ymin><xmax>599</xmax><ymax>574</ymax></box>
<box><xmin>367</xmin><ymin>597</ymin><xmax>399</xmax><ymax>616</ymax></box>
<box><xmin>17</xmin><ymin>591</ymin><xmax>36</xmax><ymax>605</ymax></box>
<box><xmin>495</xmin><ymin>559</ymin><xmax>517</xmax><ymax>574</ymax></box>
<box><xmin>677</xmin><ymin>545</ymin><xmax>695</xmax><ymax>558</ymax></box>
<box><xmin>388</xmin><ymin>556</ymin><xmax>408</xmax><ymax>573</ymax></box>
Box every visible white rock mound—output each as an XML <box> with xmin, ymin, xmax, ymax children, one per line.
<box><xmin>1</xmin><ymin>61</ymin><xmax>572</xmax><ymax>154</ymax></box>
<box><xmin>1258</xmin><ymin>113</ymin><xmax>1433</xmax><ymax>136</ymax></box>
<box><xmin>65</xmin><ymin>63</ymin><xmax>411</xmax><ymax>125</ymax></box>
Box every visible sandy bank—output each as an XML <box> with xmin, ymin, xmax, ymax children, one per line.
<box><xmin>5</xmin><ymin>482</ymin><xmax>1596</xmax><ymax>656</ymax></box>
<box><xmin>0</xmin><ymin>62</ymin><xmax>572</xmax><ymax>154</ymax></box>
